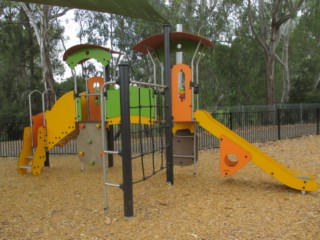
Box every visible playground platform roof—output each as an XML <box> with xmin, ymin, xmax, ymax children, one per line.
<box><xmin>63</xmin><ymin>44</ymin><xmax>122</xmax><ymax>68</ymax></box>
<box><xmin>133</xmin><ymin>32</ymin><xmax>213</xmax><ymax>55</ymax></box>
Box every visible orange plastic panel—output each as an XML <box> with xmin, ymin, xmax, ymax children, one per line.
<box><xmin>32</xmin><ymin>113</ymin><xmax>44</xmax><ymax>147</ymax></box>
<box><xmin>171</xmin><ymin>64</ymin><xmax>192</xmax><ymax>122</ymax></box>
<box><xmin>220</xmin><ymin>135</ymin><xmax>252</xmax><ymax>176</ymax></box>
<box><xmin>88</xmin><ymin>76</ymin><xmax>104</xmax><ymax>121</ymax></box>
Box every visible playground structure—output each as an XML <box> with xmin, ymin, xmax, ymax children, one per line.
<box><xmin>18</xmin><ymin>44</ymin><xmax>159</xmax><ymax>173</ymax></box>
<box><xmin>17</xmin><ymin>24</ymin><xmax>318</xmax><ymax>217</ymax></box>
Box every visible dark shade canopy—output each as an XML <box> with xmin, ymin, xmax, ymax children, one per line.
<box><xmin>133</xmin><ymin>32</ymin><xmax>213</xmax><ymax>55</ymax></box>
<box><xmin>10</xmin><ymin>0</ymin><xmax>167</xmax><ymax>23</ymax></box>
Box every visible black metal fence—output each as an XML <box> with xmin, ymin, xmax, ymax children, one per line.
<box><xmin>197</xmin><ymin>107</ymin><xmax>320</xmax><ymax>149</ymax></box>
<box><xmin>1</xmin><ymin>107</ymin><xmax>319</xmax><ymax>157</ymax></box>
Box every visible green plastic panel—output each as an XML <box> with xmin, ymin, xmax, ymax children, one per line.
<box><xmin>106</xmin><ymin>86</ymin><xmax>155</xmax><ymax>120</ymax></box>
<box><xmin>66</xmin><ymin>47</ymin><xmax>112</xmax><ymax>69</ymax></box>
<box><xmin>76</xmin><ymin>97</ymin><xmax>82</xmax><ymax>122</ymax></box>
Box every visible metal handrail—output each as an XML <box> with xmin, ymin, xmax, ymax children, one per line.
<box><xmin>28</xmin><ymin>90</ymin><xmax>42</xmax><ymax>147</ymax></box>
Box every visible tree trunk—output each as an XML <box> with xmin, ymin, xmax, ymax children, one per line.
<box><xmin>265</xmin><ymin>52</ymin><xmax>276</xmax><ymax>106</ymax></box>
<box><xmin>39</xmin><ymin>5</ymin><xmax>55</xmax><ymax>109</ymax></box>
<box><xmin>280</xmin><ymin>36</ymin><xmax>291</xmax><ymax>103</ymax></box>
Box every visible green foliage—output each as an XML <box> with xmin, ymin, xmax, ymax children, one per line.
<box><xmin>289</xmin><ymin>0</ymin><xmax>320</xmax><ymax>103</ymax></box>
<box><xmin>1</xmin><ymin>0</ymin><xmax>320</xmax><ymax>124</ymax></box>
<box><xmin>54</xmin><ymin>76</ymin><xmax>86</xmax><ymax>97</ymax></box>
<box><xmin>304</xmin><ymin>90</ymin><xmax>320</xmax><ymax>103</ymax></box>
<box><xmin>0</xmin><ymin>6</ymin><xmax>42</xmax><ymax>122</ymax></box>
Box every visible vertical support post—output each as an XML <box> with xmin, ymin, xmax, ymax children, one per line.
<box><xmin>104</xmin><ymin>65</ymin><xmax>114</xmax><ymax>167</ymax></box>
<box><xmin>44</xmin><ymin>150</ymin><xmax>50</xmax><ymax>167</ymax></box>
<box><xmin>163</xmin><ymin>24</ymin><xmax>174</xmax><ymax>185</ymax></box>
<box><xmin>277</xmin><ymin>108</ymin><xmax>281</xmax><ymax>140</ymax></box>
<box><xmin>119</xmin><ymin>64</ymin><xmax>134</xmax><ymax>218</ymax></box>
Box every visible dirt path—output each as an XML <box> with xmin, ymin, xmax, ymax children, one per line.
<box><xmin>1</xmin><ymin>135</ymin><xmax>320</xmax><ymax>239</ymax></box>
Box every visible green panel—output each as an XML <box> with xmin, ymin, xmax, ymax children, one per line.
<box><xmin>106</xmin><ymin>86</ymin><xmax>155</xmax><ymax>120</ymax></box>
<box><xmin>76</xmin><ymin>97</ymin><xmax>82</xmax><ymax>122</ymax></box>
<box><xmin>106</xmin><ymin>89</ymin><xmax>121</xmax><ymax>119</ymax></box>
<box><xmin>129</xmin><ymin>87</ymin><xmax>155</xmax><ymax>119</ymax></box>
<box><xmin>66</xmin><ymin>48</ymin><xmax>112</xmax><ymax>69</ymax></box>
<box><xmin>10</xmin><ymin>0</ymin><xmax>167</xmax><ymax>23</ymax></box>
<box><xmin>156</xmin><ymin>40</ymin><xmax>204</xmax><ymax>60</ymax></box>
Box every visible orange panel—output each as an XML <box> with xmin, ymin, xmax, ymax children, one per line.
<box><xmin>220</xmin><ymin>135</ymin><xmax>252</xmax><ymax>176</ymax></box>
<box><xmin>171</xmin><ymin>64</ymin><xmax>192</xmax><ymax>122</ymax></box>
<box><xmin>32</xmin><ymin>113</ymin><xmax>44</xmax><ymax>147</ymax></box>
<box><xmin>87</xmin><ymin>76</ymin><xmax>104</xmax><ymax>121</ymax></box>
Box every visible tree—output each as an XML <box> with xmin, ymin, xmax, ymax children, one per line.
<box><xmin>278</xmin><ymin>19</ymin><xmax>293</xmax><ymax>103</ymax></box>
<box><xmin>0</xmin><ymin>2</ymin><xmax>42</xmax><ymax>122</ymax></box>
<box><xmin>21</xmin><ymin>3</ymin><xmax>70</xmax><ymax>108</ymax></box>
<box><xmin>289</xmin><ymin>0</ymin><xmax>320</xmax><ymax>103</ymax></box>
<box><xmin>248</xmin><ymin>0</ymin><xmax>304</xmax><ymax>106</ymax></box>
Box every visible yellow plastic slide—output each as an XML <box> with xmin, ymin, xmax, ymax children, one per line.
<box><xmin>194</xmin><ymin>110</ymin><xmax>318</xmax><ymax>192</ymax></box>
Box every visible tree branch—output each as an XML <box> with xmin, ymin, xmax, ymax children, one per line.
<box><xmin>275</xmin><ymin>53</ymin><xmax>284</xmax><ymax>66</ymax></box>
<box><xmin>273</xmin><ymin>0</ymin><xmax>304</xmax><ymax>29</ymax></box>
<box><xmin>49</xmin><ymin>8</ymin><xmax>72</xmax><ymax>20</ymax></box>
<box><xmin>248</xmin><ymin>0</ymin><xmax>268</xmax><ymax>53</ymax></box>
<box><xmin>208</xmin><ymin>0</ymin><xmax>218</xmax><ymax>14</ymax></box>
<box><xmin>21</xmin><ymin>3</ymin><xmax>41</xmax><ymax>45</ymax></box>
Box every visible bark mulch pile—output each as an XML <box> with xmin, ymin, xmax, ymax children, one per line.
<box><xmin>1</xmin><ymin>135</ymin><xmax>320</xmax><ymax>239</ymax></box>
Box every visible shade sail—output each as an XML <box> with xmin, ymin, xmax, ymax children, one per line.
<box><xmin>10</xmin><ymin>0</ymin><xmax>167</xmax><ymax>23</ymax></box>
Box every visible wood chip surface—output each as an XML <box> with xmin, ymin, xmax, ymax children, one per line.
<box><xmin>1</xmin><ymin>135</ymin><xmax>320</xmax><ymax>239</ymax></box>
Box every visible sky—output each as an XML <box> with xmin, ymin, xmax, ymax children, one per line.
<box><xmin>57</xmin><ymin>10</ymin><xmax>114</xmax><ymax>82</ymax></box>
<box><xmin>56</xmin><ymin>10</ymin><xmax>80</xmax><ymax>82</ymax></box>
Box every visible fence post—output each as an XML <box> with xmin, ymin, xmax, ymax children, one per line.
<box><xmin>277</xmin><ymin>108</ymin><xmax>281</xmax><ymax>140</ymax></box>
<box><xmin>229</xmin><ymin>112</ymin><xmax>233</xmax><ymax>130</ymax></box>
<box><xmin>317</xmin><ymin>108</ymin><xmax>320</xmax><ymax>135</ymax></box>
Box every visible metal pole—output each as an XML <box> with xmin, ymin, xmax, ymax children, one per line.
<box><xmin>105</xmin><ymin>65</ymin><xmax>114</xmax><ymax>168</ymax></box>
<box><xmin>119</xmin><ymin>64</ymin><xmax>134</xmax><ymax>218</ymax></box>
<box><xmin>163</xmin><ymin>24</ymin><xmax>174</xmax><ymax>185</ymax></box>
<box><xmin>100</xmin><ymin>80</ymin><xmax>116</xmax><ymax>212</ymax></box>
<box><xmin>28</xmin><ymin>90</ymin><xmax>42</xmax><ymax>148</ymax></box>
<box><xmin>73</xmin><ymin>69</ymin><xmax>80</xmax><ymax>122</ymax></box>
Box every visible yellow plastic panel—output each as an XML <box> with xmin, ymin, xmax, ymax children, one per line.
<box><xmin>45</xmin><ymin>91</ymin><xmax>77</xmax><ymax>150</ymax></box>
<box><xmin>18</xmin><ymin>127</ymin><xmax>33</xmax><ymax>174</ymax></box>
<box><xmin>32</xmin><ymin>127</ymin><xmax>46</xmax><ymax>176</ymax></box>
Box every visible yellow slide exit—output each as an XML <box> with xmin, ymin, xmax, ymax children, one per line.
<box><xmin>194</xmin><ymin>109</ymin><xmax>318</xmax><ymax>192</ymax></box>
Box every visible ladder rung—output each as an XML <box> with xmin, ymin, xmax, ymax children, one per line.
<box><xmin>173</xmin><ymin>154</ymin><xmax>194</xmax><ymax>158</ymax></box>
<box><xmin>19</xmin><ymin>165</ymin><xmax>32</xmax><ymax>169</ymax></box>
<box><xmin>105</xmin><ymin>182</ymin><xmax>121</xmax><ymax>188</ymax></box>
<box><xmin>103</xmin><ymin>150</ymin><xmax>119</xmax><ymax>155</ymax></box>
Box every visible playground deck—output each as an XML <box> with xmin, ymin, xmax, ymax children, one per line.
<box><xmin>1</xmin><ymin>135</ymin><xmax>320</xmax><ymax>239</ymax></box>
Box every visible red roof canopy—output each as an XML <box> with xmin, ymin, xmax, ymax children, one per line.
<box><xmin>133</xmin><ymin>32</ymin><xmax>213</xmax><ymax>55</ymax></box>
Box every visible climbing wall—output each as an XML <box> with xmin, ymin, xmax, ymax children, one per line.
<box><xmin>77</xmin><ymin>122</ymin><xmax>103</xmax><ymax>165</ymax></box>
